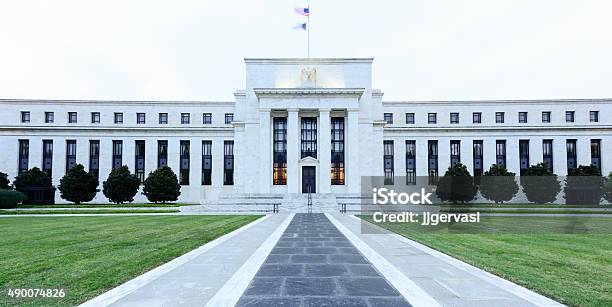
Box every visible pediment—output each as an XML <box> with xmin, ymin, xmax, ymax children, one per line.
<box><xmin>299</xmin><ymin>156</ymin><xmax>319</xmax><ymax>164</ymax></box>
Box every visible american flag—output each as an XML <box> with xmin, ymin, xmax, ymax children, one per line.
<box><xmin>294</xmin><ymin>7</ymin><xmax>310</xmax><ymax>16</ymax></box>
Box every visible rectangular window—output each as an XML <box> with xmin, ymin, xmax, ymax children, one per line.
<box><xmin>45</xmin><ymin>112</ymin><xmax>54</xmax><ymax>123</ymax></box>
<box><xmin>566</xmin><ymin>139</ymin><xmax>577</xmax><ymax>173</ymax></box>
<box><xmin>114</xmin><ymin>112</ymin><xmax>123</xmax><ymax>124</ymax></box>
<box><xmin>66</xmin><ymin>140</ymin><xmax>77</xmax><ymax>172</ymax></box>
<box><xmin>496</xmin><ymin>140</ymin><xmax>506</xmax><ymax>167</ymax></box>
<box><xmin>495</xmin><ymin>112</ymin><xmax>504</xmax><ymax>123</ymax></box>
<box><xmin>565</xmin><ymin>111</ymin><xmax>575</xmax><ymax>123</ymax></box>
<box><xmin>224</xmin><ymin>141</ymin><xmax>234</xmax><ymax>185</ymax></box>
<box><xmin>542</xmin><ymin>111</ymin><xmax>551</xmax><ymax>123</ymax></box>
<box><xmin>159</xmin><ymin>113</ymin><xmax>168</xmax><ymax>124</ymax></box>
<box><xmin>428</xmin><ymin>140</ymin><xmax>438</xmax><ymax>184</ymax></box>
<box><xmin>384</xmin><ymin>113</ymin><xmax>393</xmax><ymax>124</ymax></box>
<box><xmin>519</xmin><ymin>140</ymin><xmax>530</xmax><ymax>175</ymax></box>
<box><xmin>42</xmin><ymin>140</ymin><xmax>53</xmax><ymax>178</ymax></box>
<box><xmin>450</xmin><ymin>140</ymin><xmax>460</xmax><ymax>166</ymax></box>
<box><xmin>137</xmin><ymin>113</ymin><xmax>146</xmax><ymax>124</ymax></box>
<box><xmin>590</xmin><ymin>111</ymin><xmax>599</xmax><ymax>122</ymax></box>
<box><xmin>68</xmin><ymin>112</ymin><xmax>77</xmax><ymax>123</ymax></box>
<box><xmin>331</xmin><ymin>117</ymin><xmax>345</xmax><ymax>185</ymax></box>
<box><xmin>273</xmin><ymin>117</ymin><xmax>287</xmax><ymax>185</ymax></box>
<box><xmin>450</xmin><ymin>113</ymin><xmax>459</xmax><ymax>124</ymax></box>
<box><xmin>406</xmin><ymin>140</ymin><xmax>416</xmax><ymax>185</ymax></box>
<box><xmin>519</xmin><ymin>112</ymin><xmax>528</xmax><ymax>123</ymax></box>
<box><xmin>543</xmin><ymin>139</ymin><xmax>553</xmax><ymax>173</ymax></box>
<box><xmin>135</xmin><ymin>140</ymin><xmax>145</xmax><ymax>183</ymax></box>
<box><xmin>89</xmin><ymin>140</ymin><xmax>100</xmax><ymax>179</ymax></box>
<box><xmin>472</xmin><ymin>112</ymin><xmax>481</xmax><ymax>124</ymax></box>
<box><xmin>301</xmin><ymin>117</ymin><xmax>317</xmax><ymax>158</ymax></box>
<box><xmin>18</xmin><ymin>139</ymin><xmax>29</xmax><ymax>174</ymax></box>
<box><xmin>21</xmin><ymin>111</ymin><xmax>30</xmax><ymax>123</ymax></box>
<box><xmin>383</xmin><ymin>140</ymin><xmax>394</xmax><ymax>185</ymax></box>
<box><xmin>157</xmin><ymin>140</ymin><xmax>168</xmax><ymax>168</ymax></box>
<box><xmin>428</xmin><ymin>113</ymin><xmax>437</xmax><ymax>124</ymax></box>
<box><xmin>203</xmin><ymin>113</ymin><xmax>212</xmax><ymax>124</ymax></box>
<box><xmin>112</xmin><ymin>140</ymin><xmax>123</xmax><ymax>169</ymax></box>
<box><xmin>405</xmin><ymin>113</ymin><xmax>415</xmax><ymax>124</ymax></box>
<box><xmin>180</xmin><ymin>140</ymin><xmax>190</xmax><ymax>185</ymax></box>
<box><xmin>473</xmin><ymin>140</ymin><xmax>483</xmax><ymax>177</ymax></box>
<box><xmin>181</xmin><ymin>113</ymin><xmax>190</xmax><ymax>124</ymax></box>
<box><xmin>202</xmin><ymin>141</ymin><xmax>212</xmax><ymax>185</ymax></box>
<box><xmin>91</xmin><ymin>112</ymin><xmax>100</xmax><ymax>124</ymax></box>
<box><xmin>225</xmin><ymin>113</ymin><xmax>234</xmax><ymax>124</ymax></box>
<box><xmin>591</xmin><ymin>139</ymin><xmax>601</xmax><ymax>171</ymax></box>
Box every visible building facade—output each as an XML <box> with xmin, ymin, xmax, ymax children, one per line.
<box><xmin>1</xmin><ymin>58</ymin><xmax>610</xmax><ymax>204</ymax></box>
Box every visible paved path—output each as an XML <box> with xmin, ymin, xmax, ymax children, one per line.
<box><xmin>236</xmin><ymin>213</ymin><xmax>411</xmax><ymax>307</ymax></box>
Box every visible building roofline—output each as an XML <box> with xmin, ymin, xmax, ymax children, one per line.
<box><xmin>244</xmin><ymin>58</ymin><xmax>374</xmax><ymax>64</ymax></box>
<box><xmin>383</xmin><ymin>98</ymin><xmax>612</xmax><ymax>105</ymax></box>
<box><xmin>0</xmin><ymin>98</ymin><xmax>234</xmax><ymax>105</ymax></box>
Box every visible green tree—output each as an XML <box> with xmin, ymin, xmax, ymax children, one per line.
<box><xmin>13</xmin><ymin>167</ymin><xmax>52</xmax><ymax>191</ymax></box>
<box><xmin>58</xmin><ymin>164</ymin><xmax>99</xmax><ymax>205</ymax></box>
<box><xmin>604</xmin><ymin>172</ymin><xmax>612</xmax><ymax>204</ymax></box>
<box><xmin>0</xmin><ymin>171</ymin><xmax>11</xmax><ymax>190</ymax></box>
<box><xmin>435</xmin><ymin>163</ymin><xmax>478</xmax><ymax>204</ymax></box>
<box><xmin>564</xmin><ymin>165</ymin><xmax>604</xmax><ymax>205</ymax></box>
<box><xmin>520</xmin><ymin>163</ymin><xmax>561</xmax><ymax>204</ymax></box>
<box><xmin>479</xmin><ymin>164</ymin><xmax>518</xmax><ymax>204</ymax></box>
<box><xmin>102</xmin><ymin>166</ymin><xmax>140</xmax><ymax>204</ymax></box>
<box><xmin>143</xmin><ymin>166</ymin><xmax>181</xmax><ymax>203</ymax></box>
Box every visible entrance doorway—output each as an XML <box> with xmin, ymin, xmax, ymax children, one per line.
<box><xmin>302</xmin><ymin>166</ymin><xmax>316</xmax><ymax>193</ymax></box>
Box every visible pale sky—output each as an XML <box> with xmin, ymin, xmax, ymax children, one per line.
<box><xmin>1</xmin><ymin>0</ymin><xmax>611</xmax><ymax>101</ymax></box>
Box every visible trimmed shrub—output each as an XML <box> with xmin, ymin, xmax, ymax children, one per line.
<box><xmin>143</xmin><ymin>166</ymin><xmax>181</xmax><ymax>203</ymax></box>
<box><xmin>0</xmin><ymin>189</ymin><xmax>26</xmax><ymax>208</ymax></box>
<box><xmin>102</xmin><ymin>166</ymin><xmax>140</xmax><ymax>204</ymax></box>
<box><xmin>13</xmin><ymin>167</ymin><xmax>52</xmax><ymax>190</ymax></box>
<box><xmin>58</xmin><ymin>164</ymin><xmax>100</xmax><ymax>205</ymax></box>
<box><xmin>435</xmin><ymin>163</ymin><xmax>478</xmax><ymax>204</ymax></box>
<box><xmin>0</xmin><ymin>171</ymin><xmax>11</xmax><ymax>190</ymax></box>
<box><xmin>604</xmin><ymin>172</ymin><xmax>612</xmax><ymax>204</ymax></box>
<box><xmin>479</xmin><ymin>164</ymin><xmax>518</xmax><ymax>204</ymax></box>
<box><xmin>564</xmin><ymin>165</ymin><xmax>604</xmax><ymax>205</ymax></box>
<box><xmin>520</xmin><ymin>163</ymin><xmax>561</xmax><ymax>204</ymax></box>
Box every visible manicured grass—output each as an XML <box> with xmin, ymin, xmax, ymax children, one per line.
<box><xmin>0</xmin><ymin>215</ymin><xmax>261</xmax><ymax>306</ymax></box>
<box><xmin>16</xmin><ymin>203</ymin><xmax>191</xmax><ymax>208</ymax></box>
<box><xmin>361</xmin><ymin>215</ymin><xmax>612</xmax><ymax>306</ymax></box>
<box><xmin>440</xmin><ymin>209</ymin><xmax>612</xmax><ymax>214</ymax></box>
<box><xmin>0</xmin><ymin>209</ymin><xmax>180</xmax><ymax>215</ymax></box>
<box><xmin>436</xmin><ymin>203</ymin><xmax>612</xmax><ymax>208</ymax></box>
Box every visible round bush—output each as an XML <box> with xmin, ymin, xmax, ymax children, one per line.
<box><xmin>0</xmin><ymin>189</ymin><xmax>26</xmax><ymax>209</ymax></box>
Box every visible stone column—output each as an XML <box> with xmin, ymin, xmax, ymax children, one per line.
<box><xmin>287</xmin><ymin>109</ymin><xmax>300</xmax><ymax>193</ymax></box>
<box><xmin>319</xmin><ymin>109</ymin><xmax>331</xmax><ymax>193</ymax></box>
<box><xmin>259</xmin><ymin>109</ymin><xmax>271</xmax><ymax>193</ymax></box>
<box><xmin>347</xmin><ymin>109</ymin><xmax>360</xmax><ymax>193</ymax></box>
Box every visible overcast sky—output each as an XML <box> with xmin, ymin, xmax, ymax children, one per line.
<box><xmin>1</xmin><ymin>0</ymin><xmax>611</xmax><ymax>101</ymax></box>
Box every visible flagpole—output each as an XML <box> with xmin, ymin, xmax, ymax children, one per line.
<box><xmin>307</xmin><ymin>5</ymin><xmax>310</xmax><ymax>58</ymax></box>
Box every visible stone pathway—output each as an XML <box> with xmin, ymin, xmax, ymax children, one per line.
<box><xmin>236</xmin><ymin>213</ymin><xmax>411</xmax><ymax>307</ymax></box>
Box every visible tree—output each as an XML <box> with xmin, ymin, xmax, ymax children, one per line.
<box><xmin>520</xmin><ymin>163</ymin><xmax>561</xmax><ymax>204</ymax></box>
<box><xmin>564</xmin><ymin>165</ymin><xmax>604</xmax><ymax>205</ymax></box>
<box><xmin>604</xmin><ymin>172</ymin><xmax>612</xmax><ymax>204</ymax></box>
<box><xmin>102</xmin><ymin>166</ymin><xmax>140</xmax><ymax>204</ymax></box>
<box><xmin>479</xmin><ymin>164</ymin><xmax>518</xmax><ymax>204</ymax></box>
<box><xmin>435</xmin><ymin>163</ymin><xmax>478</xmax><ymax>204</ymax></box>
<box><xmin>13</xmin><ymin>167</ymin><xmax>52</xmax><ymax>191</ymax></box>
<box><xmin>58</xmin><ymin>164</ymin><xmax>99</xmax><ymax>205</ymax></box>
<box><xmin>142</xmin><ymin>166</ymin><xmax>181</xmax><ymax>203</ymax></box>
<box><xmin>0</xmin><ymin>189</ymin><xmax>26</xmax><ymax>209</ymax></box>
<box><xmin>0</xmin><ymin>171</ymin><xmax>11</xmax><ymax>190</ymax></box>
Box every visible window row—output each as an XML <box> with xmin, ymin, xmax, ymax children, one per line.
<box><xmin>382</xmin><ymin>139</ymin><xmax>603</xmax><ymax>185</ymax></box>
<box><xmin>17</xmin><ymin>139</ymin><xmax>235</xmax><ymax>186</ymax></box>
<box><xmin>19</xmin><ymin>111</ymin><xmax>234</xmax><ymax>125</ymax></box>
<box><xmin>384</xmin><ymin>110</ymin><xmax>600</xmax><ymax>125</ymax></box>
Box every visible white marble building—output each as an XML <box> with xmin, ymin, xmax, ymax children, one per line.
<box><xmin>0</xmin><ymin>58</ymin><xmax>610</xmax><ymax>204</ymax></box>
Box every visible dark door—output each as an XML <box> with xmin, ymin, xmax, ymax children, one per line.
<box><xmin>302</xmin><ymin>166</ymin><xmax>316</xmax><ymax>193</ymax></box>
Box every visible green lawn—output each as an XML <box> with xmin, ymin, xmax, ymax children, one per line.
<box><xmin>0</xmin><ymin>215</ymin><xmax>261</xmax><ymax>306</ymax></box>
<box><xmin>0</xmin><ymin>209</ymin><xmax>180</xmax><ymax>215</ymax></box>
<box><xmin>440</xmin><ymin>209</ymin><xmax>612</xmax><ymax>214</ymax></box>
<box><xmin>361</xmin><ymin>215</ymin><xmax>612</xmax><ymax>307</ymax></box>
<box><xmin>16</xmin><ymin>203</ymin><xmax>192</xmax><ymax>208</ymax></box>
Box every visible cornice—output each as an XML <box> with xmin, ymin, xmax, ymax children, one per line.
<box><xmin>383</xmin><ymin>98</ymin><xmax>612</xmax><ymax>106</ymax></box>
<box><xmin>244</xmin><ymin>58</ymin><xmax>373</xmax><ymax>64</ymax></box>
<box><xmin>0</xmin><ymin>99</ymin><xmax>235</xmax><ymax>107</ymax></box>
<box><xmin>254</xmin><ymin>88</ymin><xmax>365</xmax><ymax>99</ymax></box>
